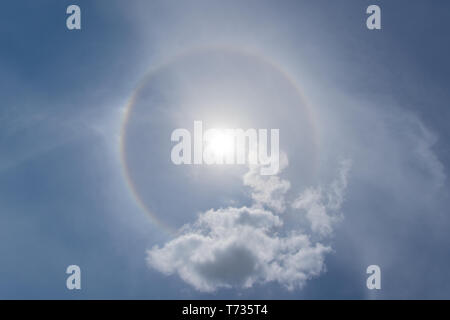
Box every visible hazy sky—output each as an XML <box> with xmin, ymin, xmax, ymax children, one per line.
<box><xmin>1</xmin><ymin>0</ymin><xmax>450</xmax><ymax>299</ymax></box>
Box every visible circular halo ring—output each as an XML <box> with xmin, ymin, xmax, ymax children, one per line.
<box><xmin>120</xmin><ymin>45</ymin><xmax>320</xmax><ymax>234</ymax></box>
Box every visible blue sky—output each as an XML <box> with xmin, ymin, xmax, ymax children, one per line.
<box><xmin>1</xmin><ymin>0</ymin><xmax>450</xmax><ymax>299</ymax></box>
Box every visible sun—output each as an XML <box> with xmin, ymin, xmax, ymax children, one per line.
<box><xmin>207</xmin><ymin>130</ymin><xmax>235</xmax><ymax>160</ymax></box>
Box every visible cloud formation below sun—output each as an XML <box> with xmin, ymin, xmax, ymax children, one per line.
<box><xmin>146</xmin><ymin>157</ymin><xmax>351</xmax><ymax>292</ymax></box>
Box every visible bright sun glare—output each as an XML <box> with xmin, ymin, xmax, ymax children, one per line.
<box><xmin>208</xmin><ymin>130</ymin><xmax>235</xmax><ymax>158</ymax></box>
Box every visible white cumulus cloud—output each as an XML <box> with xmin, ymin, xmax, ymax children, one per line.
<box><xmin>147</xmin><ymin>157</ymin><xmax>351</xmax><ymax>292</ymax></box>
<box><xmin>292</xmin><ymin>158</ymin><xmax>351</xmax><ymax>237</ymax></box>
